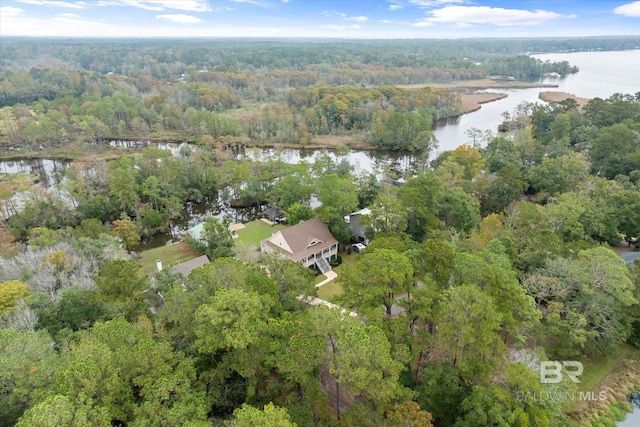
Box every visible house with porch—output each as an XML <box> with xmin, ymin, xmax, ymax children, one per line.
<box><xmin>260</xmin><ymin>217</ymin><xmax>338</xmax><ymax>274</ymax></box>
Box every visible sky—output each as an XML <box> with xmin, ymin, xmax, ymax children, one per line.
<box><xmin>1</xmin><ymin>0</ymin><xmax>640</xmax><ymax>39</ymax></box>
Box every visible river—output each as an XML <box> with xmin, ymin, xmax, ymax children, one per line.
<box><xmin>0</xmin><ymin>158</ymin><xmax>69</xmax><ymax>189</ymax></box>
<box><xmin>432</xmin><ymin>49</ymin><xmax>640</xmax><ymax>154</ymax></box>
<box><xmin>2</xmin><ymin>50</ymin><xmax>639</xmax><ymax>245</ymax></box>
<box><xmin>0</xmin><ymin>48</ymin><xmax>638</xmax><ymax>423</ymax></box>
<box><xmin>617</xmin><ymin>392</ymin><xmax>640</xmax><ymax>427</ymax></box>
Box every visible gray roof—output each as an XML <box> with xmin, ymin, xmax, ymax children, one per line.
<box><xmin>264</xmin><ymin>207</ymin><xmax>285</xmax><ymax>220</ymax></box>
<box><xmin>619</xmin><ymin>251</ymin><xmax>640</xmax><ymax>265</ymax></box>
<box><xmin>171</xmin><ymin>255</ymin><xmax>210</xmax><ymax>276</ymax></box>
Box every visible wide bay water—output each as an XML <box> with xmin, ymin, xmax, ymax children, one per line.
<box><xmin>432</xmin><ymin>49</ymin><xmax>640</xmax><ymax>154</ymax></box>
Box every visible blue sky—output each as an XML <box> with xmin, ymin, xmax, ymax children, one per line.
<box><xmin>1</xmin><ymin>0</ymin><xmax>639</xmax><ymax>38</ymax></box>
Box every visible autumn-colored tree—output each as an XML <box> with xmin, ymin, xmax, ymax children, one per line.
<box><xmin>112</xmin><ymin>218</ymin><xmax>140</xmax><ymax>253</ymax></box>
<box><xmin>0</xmin><ymin>280</ymin><xmax>30</xmax><ymax>315</ymax></box>
<box><xmin>385</xmin><ymin>401</ymin><xmax>433</xmax><ymax>427</ymax></box>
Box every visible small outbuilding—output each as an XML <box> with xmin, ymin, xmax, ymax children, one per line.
<box><xmin>264</xmin><ymin>207</ymin><xmax>286</xmax><ymax>223</ymax></box>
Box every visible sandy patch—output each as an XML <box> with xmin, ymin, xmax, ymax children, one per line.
<box><xmin>229</xmin><ymin>223</ymin><xmax>246</xmax><ymax>231</ymax></box>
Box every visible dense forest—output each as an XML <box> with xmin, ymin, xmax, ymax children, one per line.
<box><xmin>1</xmin><ymin>37</ymin><xmax>640</xmax><ymax>427</ymax></box>
<box><xmin>0</xmin><ymin>37</ymin><xmax>600</xmax><ymax>151</ymax></box>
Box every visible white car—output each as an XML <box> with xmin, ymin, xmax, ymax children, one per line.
<box><xmin>352</xmin><ymin>243</ymin><xmax>367</xmax><ymax>253</ymax></box>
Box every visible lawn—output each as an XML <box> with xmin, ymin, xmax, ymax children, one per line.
<box><xmin>315</xmin><ymin>253</ymin><xmax>358</xmax><ymax>301</ymax></box>
<box><xmin>317</xmin><ymin>280</ymin><xmax>343</xmax><ymax>300</ymax></box>
<box><xmin>137</xmin><ymin>241</ymin><xmax>201</xmax><ymax>274</ymax></box>
<box><xmin>332</xmin><ymin>252</ymin><xmax>358</xmax><ymax>277</ymax></box>
<box><xmin>233</xmin><ymin>220</ymin><xmax>286</xmax><ymax>250</ymax></box>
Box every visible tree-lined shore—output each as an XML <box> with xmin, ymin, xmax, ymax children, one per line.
<box><xmin>1</xmin><ymin>37</ymin><xmax>639</xmax><ymax>427</ymax></box>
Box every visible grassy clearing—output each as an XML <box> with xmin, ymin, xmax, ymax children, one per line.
<box><xmin>233</xmin><ymin>220</ymin><xmax>286</xmax><ymax>250</ymax></box>
<box><xmin>314</xmin><ymin>274</ymin><xmax>327</xmax><ymax>285</ymax></box>
<box><xmin>137</xmin><ymin>241</ymin><xmax>201</xmax><ymax>274</ymax></box>
<box><xmin>576</xmin><ymin>349</ymin><xmax>627</xmax><ymax>396</ymax></box>
<box><xmin>317</xmin><ymin>280</ymin><xmax>343</xmax><ymax>300</ymax></box>
<box><xmin>333</xmin><ymin>252</ymin><xmax>358</xmax><ymax>276</ymax></box>
<box><xmin>315</xmin><ymin>253</ymin><xmax>360</xmax><ymax>301</ymax></box>
<box><xmin>562</xmin><ymin>347</ymin><xmax>630</xmax><ymax>413</ymax></box>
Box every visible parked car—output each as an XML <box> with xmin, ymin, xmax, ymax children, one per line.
<box><xmin>352</xmin><ymin>243</ymin><xmax>367</xmax><ymax>253</ymax></box>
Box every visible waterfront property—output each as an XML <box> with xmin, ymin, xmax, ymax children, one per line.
<box><xmin>260</xmin><ymin>217</ymin><xmax>338</xmax><ymax>274</ymax></box>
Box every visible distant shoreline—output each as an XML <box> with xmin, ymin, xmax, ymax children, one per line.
<box><xmin>399</xmin><ymin>79</ymin><xmax>560</xmax><ymax>114</ymax></box>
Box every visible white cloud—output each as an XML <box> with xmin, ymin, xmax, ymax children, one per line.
<box><xmin>389</xmin><ymin>5</ymin><xmax>402</xmax><ymax>11</ymax></box>
<box><xmin>322</xmin><ymin>10</ymin><xmax>347</xmax><ymax>18</ymax></box>
<box><xmin>98</xmin><ymin>0</ymin><xmax>211</xmax><ymax>12</ymax></box>
<box><xmin>323</xmin><ymin>11</ymin><xmax>368</xmax><ymax>22</ymax></box>
<box><xmin>156</xmin><ymin>13</ymin><xmax>203</xmax><ymax>24</ymax></box>
<box><xmin>228</xmin><ymin>0</ymin><xmax>265</xmax><ymax>5</ymax></box>
<box><xmin>409</xmin><ymin>0</ymin><xmax>466</xmax><ymax>7</ymax></box>
<box><xmin>0</xmin><ymin>6</ymin><xmax>24</xmax><ymax>17</ymax></box>
<box><xmin>17</xmin><ymin>0</ymin><xmax>86</xmax><ymax>8</ymax></box>
<box><xmin>321</xmin><ymin>24</ymin><xmax>361</xmax><ymax>31</ymax></box>
<box><xmin>52</xmin><ymin>12</ymin><xmax>105</xmax><ymax>25</ymax></box>
<box><xmin>412</xmin><ymin>20</ymin><xmax>434</xmax><ymax>27</ymax></box>
<box><xmin>614</xmin><ymin>1</ymin><xmax>640</xmax><ymax>17</ymax></box>
<box><xmin>96</xmin><ymin>1</ymin><xmax>158</xmax><ymax>11</ymax></box>
<box><xmin>416</xmin><ymin>5</ymin><xmax>563</xmax><ymax>27</ymax></box>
